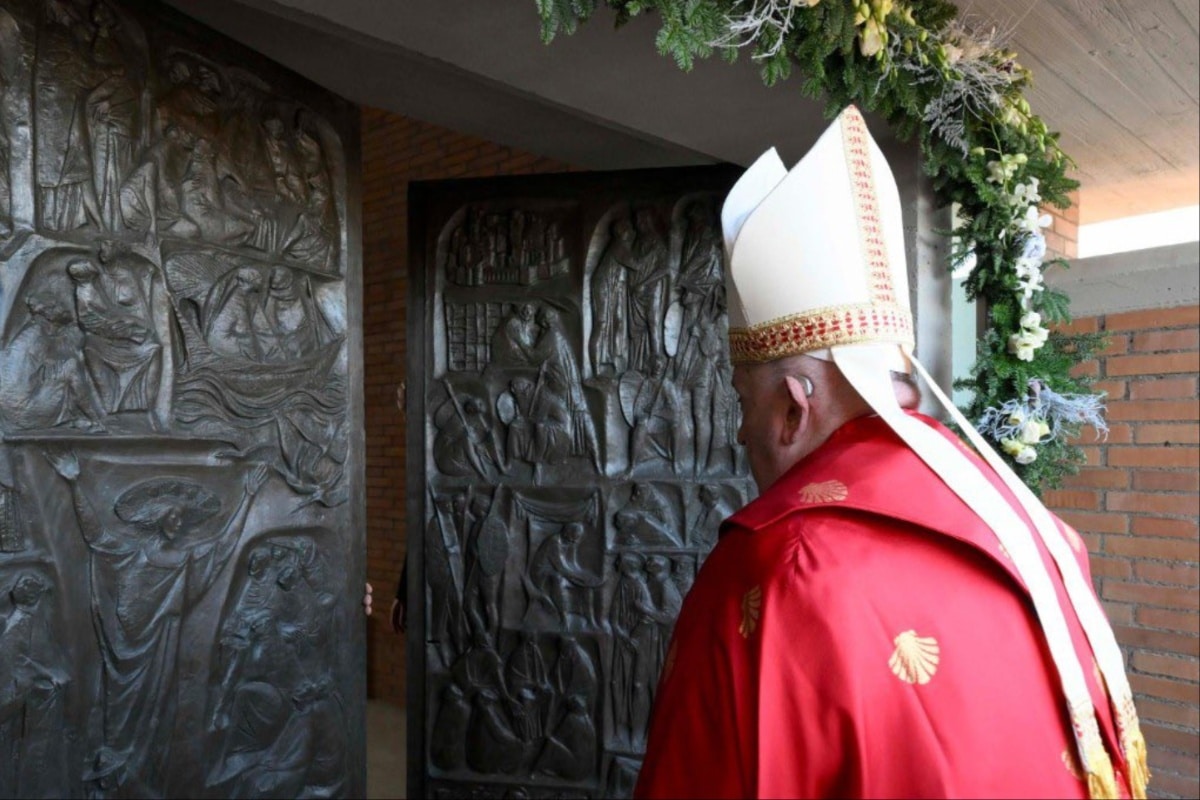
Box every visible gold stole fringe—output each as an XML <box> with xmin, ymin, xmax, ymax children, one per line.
<box><xmin>1125</xmin><ymin>729</ymin><xmax>1150</xmax><ymax>800</ymax></box>
<box><xmin>1086</xmin><ymin>746</ymin><xmax>1119</xmax><ymax>800</ymax></box>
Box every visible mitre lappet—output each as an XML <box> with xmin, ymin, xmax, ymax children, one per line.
<box><xmin>720</xmin><ymin>105</ymin><xmax>1147</xmax><ymax>800</ymax></box>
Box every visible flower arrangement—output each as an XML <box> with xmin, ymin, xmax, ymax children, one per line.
<box><xmin>534</xmin><ymin>0</ymin><xmax>1108</xmax><ymax>492</ymax></box>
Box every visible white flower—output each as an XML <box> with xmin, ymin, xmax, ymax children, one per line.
<box><xmin>1016</xmin><ymin>277</ymin><xmax>1045</xmax><ymax>305</ymax></box>
<box><xmin>987</xmin><ymin>160</ymin><xmax>1009</xmax><ymax>184</ymax></box>
<box><xmin>1019</xmin><ymin>311</ymin><xmax>1042</xmax><ymax>329</ymax></box>
<box><xmin>1013</xmin><ymin>256</ymin><xmax>1041</xmax><ymax>280</ymax></box>
<box><xmin>1020</xmin><ymin>419</ymin><xmax>1045</xmax><ymax>444</ymax></box>
<box><xmin>1015</xmin><ymin>445</ymin><xmax>1038</xmax><ymax>465</ymax></box>
<box><xmin>1008</xmin><ymin>178</ymin><xmax>1042</xmax><ymax>208</ymax></box>
<box><xmin>1021</xmin><ymin>231</ymin><xmax>1047</xmax><ymax>263</ymax></box>
<box><xmin>1017</xmin><ymin>204</ymin><xmax>1052</xmax><ymax>234</ymax></box>
<box><xmin>1009</xmin><ymin>333</ymin><xmax>1037</xmax><ymax>361</ymax></box>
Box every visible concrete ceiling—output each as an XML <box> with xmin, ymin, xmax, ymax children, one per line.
<box><xmin>165</xmin><ymin>0</ymin><xmax>1199</xmax><ymax>224</ymax></box>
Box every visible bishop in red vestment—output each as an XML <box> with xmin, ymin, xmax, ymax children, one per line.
<box><xmin>634</xmin><ymin>105</ymin><xmax>1147</xmax><ymax>800</ymax></box>
<box><xmin>635</xmin><ymin>412</ymin><xmax>1132</xmax><ymax>799</ymax></box>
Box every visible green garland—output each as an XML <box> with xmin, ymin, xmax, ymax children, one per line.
<box><xmin>535</xmin><ymin>0</ymin><xmax>1108</xmax><ymax>493</ymax></box>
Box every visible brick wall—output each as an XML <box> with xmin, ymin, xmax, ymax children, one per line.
<box><xmin>1045</xmin><ymin>303</ymin><xmax>1200</xmax><ymax>799</ymax></box>
<box><xmin>1044</xmin><ymin>191</ymin><xmax>1081</xmax><ymax>260</ymax></box>
<box><xmin>361</xmin><ymin>107</ymin><xmax>576</xmax><ymax>704</ymax></box>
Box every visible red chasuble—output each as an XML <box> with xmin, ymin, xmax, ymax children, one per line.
<box><xmin>635</xmin><ymin>412</ymin><xmax>1131</xmax><ymax>800</ymax></box>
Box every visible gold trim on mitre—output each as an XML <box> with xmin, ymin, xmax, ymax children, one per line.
<box><xmin>721</xmin><ymin>106</ymin><xmax>913</xmax><ymax>365</ymax></box>
<box><xmin>729</xmin><ymin>302</ymin><xmax>913</xmax><ymax>364</ymax></box>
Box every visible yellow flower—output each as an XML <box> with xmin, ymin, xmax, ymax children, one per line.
<box><xmin>1001</xmin><ymin>438</ymin><xmax>1025</xmax><ymax>457</ymax></box>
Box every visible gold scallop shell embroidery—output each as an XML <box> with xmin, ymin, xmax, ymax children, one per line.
<box><xmin>888</xmin><ymin>630</ymin><xmax>940</xmax><ymax>685</ymax></box>
<box><xmin>739</xmin><ymin>586</ymin><xmax>762</xmax><ymax>639</ymax></box>
<box><xmin>797</xmin><ymin>480</ymin><xmax>849</xmax><ymax>504</ymax></box>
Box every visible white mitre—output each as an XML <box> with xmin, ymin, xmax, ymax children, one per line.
<box><xmin>721</xmin><ymin>106</ymin><xmax>1147</xmax><ymax>800</ymax></box>
<box><xmin>721</xmin><ymin>106</ymin><xmax>910</xmax><ymax>373</ymax></box>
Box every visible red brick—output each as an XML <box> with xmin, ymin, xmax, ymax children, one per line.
<box><xmin>1135</xmin><ymin>560</ymin><xmax>1200</xmax><ymax>586</ymax></box>
<box><xmin>1143</xmin><ymin>721</ymin><xmax>1200</xmax><ymax>755</ymax></box>
<box><xmin>1135</xmin><ymin>424</ymin><xmax>1200</xmax><ymax>445</ymax></box>
<box><xmin>1106</xmin><ymin>400</ymin><xmax>1199</xmax><ymax>422</ymax></box>
<box><xmin>1137</xmin><ymin>607</ymin><xmax>1200</xmax><ymax>635</ymax></box>
<box><xmin>1107</xmin><ymin>535</ymin><xmax>1199</xmax><ymax>563</ymax></box>
<box><xmin>1070</xmin><ymin>360</ymin><xmax>1100</xmax><ymax>378</ymax></box>
<box><xmin>1042</xmin><ymin>489</ymin><xmax>1099</xmax><ymax>510</ymax></box>
<box><xmin>1100</xmin><ymin>334</ymin><xmax>1129</xmax><ymax>356</ymax></box>
<box><xmin>1090</xmin><ymin>556</ymin><xmax>1133</xmax><ymax>579</ymax></box>
<box><xmin>1108</xmin><ymin>447</ymin><xmax>1200</xmax><ymax>468</ymax></box>
<box><xmin>1131</xmin><ymin>517</ymin><xmax>1199</xmax><ymax>538</ymax></box>
<box><xmin>1058</xmin><ymin>510</ymin><xmax>1129</xmax><ymax>535</ymax></box>
<box><xmin>1094</xmin><ymin>423</ymin><xmax>1133</xmax><ymax>444</ymax></box>
<box><xmin>1105</xmin><ymin>305</ymin><xmax>1200</xmax><ymax>331</ymax></box>
<box><xmin>1133</xmin><ymin>328</ymin><xmax>1200</xmax><ymax>352</ymax></box>
<box><xmin>1056</xmin><ymin>316</ymin><xmax>1100</xmax><ymax>335</ymax></box>
<box><xmin>1061</xmin><ymin>468</ymin><xmax>1129</xmax><ymax>490</ymax></box>
<box><xmin>1103</xmin><ymin>581</ymin><xmax>1200</xmax><ymax>610</ymax></box>
<box><xmin>1133</xmin><ymin>470</ymin><xmax>1200</xmax><ymax>492</ymax></box>
<box><xmin>1105</xmin><ymin>352</ymin><xmax>1200</xmax><ymax>377</ymax></box>
<box><xmin>1135</xmin><ymin>697</ymin><xmax>1200</xmax><ymax>728</ymax></box>
<box><xmin>1130</xmin><ymin>377</ymin><xmax>1198</xmax><ymax>399</ymax></box>
<box><xmin>1101</xmin><ymin>600</ymin><xmax>1135</xmax><ymax>625</ymax></box>
<box><xmin>1149</xmin><ymin>770</ymin><xmax>1200</xmax><ymax>799</ymax></box>
<box><xmin>1093</xmin><ymin>379</ymin><xmax>1128</xmax><ymax>400</ymax></box>
<box><xmin>1133</xmin><ymin>651</ymin><xmax>1200</xmax><ymax>682</ymax></box>
<box><xmin>1115</xmin><ymin>625</ymin><xmax>1200</xmax><ymax>657</ymax></box>
<box><xmin>1148</xmin><ymin>746</ymin><xmax>1200</xmax><ymax>777</ymax></box>
<box><xmin>1130</xmin><ymin>672</ymin><xmax>1200</xmax><ymax>703</ymax></box>
<box><xmin>1106</xmin><ymin>491</ymin><xmax>1199</xmax><ymax>516</ymax></box>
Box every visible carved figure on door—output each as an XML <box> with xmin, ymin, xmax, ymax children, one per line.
<box><xmin>66</xmin><ymin>251</ymin><xmax>162</xmax><ymax>423</ymax></box>
<box><xmin>0</xmin><ymin>572</ymin><xmax>70</xmax><ymax>799</ymax></box>
<box><xmin>589</xmin><ymin>217</ymin><xmax>635</xmax><ymax>377</ymax></box>
<box><xmin>45</xmin><ymin>451</ymin><xmax>268</xmax><ymax>798</ymax></box>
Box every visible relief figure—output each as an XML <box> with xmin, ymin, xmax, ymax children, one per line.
<box><xmin>207</xmin><ymin>535</ymin><xmax>347</xmax><ymax>798</ymax></box>
<box><xmin>433</xmin><ymin>383</ymin><xmax>501</xmax><ymax>480</ymax></box>
<box><xmin>462</xmin><ymin>493</ymin><xmax>507</xmax><ymax>640</ymax></box>
<box><xmin>523</xmin><ymin>522</ymin><xmax>602</xmax><ymax>628</ymax></box>
<box><xmin>534</xmin><ymin>307</ymin><xmax>601</xmax><ymax>473</ymax></box>
<box><xmin>67</xmin><ymin>252</ymin><xmax>162</xmax><ymax>422</ymax></box>
<box><xmin>626</xmin><ymin>210</ymin><xmax>670</xmax><ymax>374</ymax></box>
<box><xmin>588</xmin><ymin>218</ymin><xmax>635</xmax><ymax>377</ymax></box>
<box><xmin>45</xmin><ymin>451</ymin><xmax>267</xmax><ymax>797</ymax></box>
<box><xmin>427</xmin><ymin>491</ymin><xmax>467</xmax><ymax>668</ymax></box>
<box><xmin>0</xmin><ymin>290</ymin><xmax>105</xmax><ymax>431</ymax></box>
<box><xmin>0</xmin><ymin>572</ymin><xmax>71</xmax><ymax>799</ymax></box>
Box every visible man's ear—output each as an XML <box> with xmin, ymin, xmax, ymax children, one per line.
<box><xmin>780</xmin><ymin>375</ymin><xmax>812</xmax><ymax>445</ymax></box>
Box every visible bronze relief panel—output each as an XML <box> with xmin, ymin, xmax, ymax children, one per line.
<box><xmin>0</xmin><ymin>1</ymin><xmax>362</xmax><ymax>797</ymax></box>
<box><xmin>411</xmin><ymin>170</ymin><xmax>751</xmax><ymax>799</ymax></box>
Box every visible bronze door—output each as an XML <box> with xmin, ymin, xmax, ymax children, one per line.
<box><xmin>408</xmin><ymin>166</ymin><xmax>754</xmax><ymax>799</ymax></box>
<box><xmin>0</xmin><ymin>0</ymin><xmax>364</xmax><ymax>796</ymax></box>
